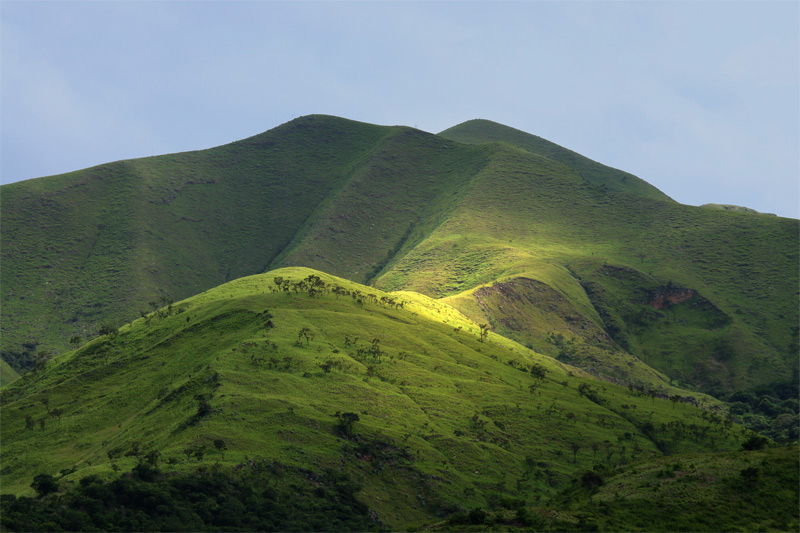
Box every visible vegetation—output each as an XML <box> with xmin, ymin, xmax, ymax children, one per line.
<box><xmin>2</xmin><ymin>115</ymin><xmax>796</xmax><ymax>401</ymax></box>
<box><xmin>3</xmin><ymin>268</ymin><xmax>784</xmax><ymax>529</ymax></box>
<box><xmin>1</xmin><ymin>115</ymin><xmax>797</xmax><ymax>530</ymax></box>
<box><xmin>547</xmin><ymin>445</ymin><xmax>799</xmax><ymax>532</ymax></box>
<box><xmin>2</xmin><ymin>460</ymin><xmax>377</xmax><ymax>532</ymax></box>
<box><xmin>438</xmin><ymin>118</ymin><xmax>674</xmax><ymax>201</ymax></box>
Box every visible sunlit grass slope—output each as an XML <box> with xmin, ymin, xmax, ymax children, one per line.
<box><xmin>2</xmin><ymin>114</ymin><xmax>796</xmax><ymax>399</ymax></box>
<box><xmin>374</xmin><ymin>141</ymin><xmax>799</xmax><ymax>394</ymax></box>
<box><xmin>0</xmin><ymin>269</ymin><xmax>752</xmax><ymax>529</ymax></box>
<box><xmin>0</xmin><ymin>359</ymin><xmax>20</xmax><ymax>387</ymax></box>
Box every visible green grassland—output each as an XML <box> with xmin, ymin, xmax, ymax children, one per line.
<box><xmin>701</xmin><ymin>203</ymin><xmax>776</xmax><ymax>215</ymax></box>
<box><xmin>1</xmin><ymin>115</ymin><xmax>797</xmax><ymax>530</ymax></box>
<box><xmin>2</xmin><ymin>115</ymin><xmax>796</xmax><ymax>402</ymax></box>
<box><xmin>0</xmin><ymin>359</ymin><xmax>20</xmax><ymax>387</ymax></box>
<box><xmin>548</xmin><ymin>445</ymin><xmax>799</xmax><ymax>532</ymax></box>
<box><xmin>372</xmin><ymin>137</ymin><xmax>798</xmax><ymax>394</ymax></box>
<box><xmin>0</xmin><ymin>116</ymin><xmax>390</xmax><ymax>369</ymax></box>
<box><xmin>438</xmin><ymin>118</ymin><xmax>674</xmax><ymax>202</ymax></box>
<box><xmin>4</xmin><ymin>268</ymin><xmax>786</xmax><ymax>530</ymax></box>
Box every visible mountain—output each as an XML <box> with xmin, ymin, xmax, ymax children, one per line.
<box><xmin>438</xmin><ymin>118</ymin><xmax>673</xmax><ymax>202</ymax></box>
<box><xmin>4</xmin><ymin>268</ymin><xmax>795</xmax><ymax>531</ymax></box>
<box><xmin>2</xmin><ymin>115</ymin><xmax>796</xmax><ymax>402</ymax></box>
<box><xmin>2</xmin><ymin>115</ymin><xmax>798</xmax><ymax>530</ymax></box>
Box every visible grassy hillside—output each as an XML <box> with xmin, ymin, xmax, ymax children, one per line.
<box><xmin>372</xmin><ymin>141</ymin><xmax>799</xmax><ymax>394</ymax></box>
<box><xmin>3</xmin><ymin>268</ymin><xmax>779</xmax><ymax>530</ymax></box>
<box><xmin>544</xmin><ymin>445</ymin><xmax>799</xmax><ymax>532</ymax></box>
<box><xmin>2</xmin><ymin>114</ymin><xmax>796</xmax><ymax>401</ymax></box>
<box><xmin>0</xmin><ymin>116</ymin><xmax>393</xmax><ymax>366</ymax></box>
<box><xmin>439</xmin><ymin>119</ymin><xmax>673</xmax><ymax>202</ymax></box>
<box><xmin>701</xmin><ymin>203</ymin><xmax>776</xmax><ymax>215</ymax></box>
<box><xmin>0</xmin><ymin>359</ymin><xmax>20</xmax><ymax>387</ymax></box>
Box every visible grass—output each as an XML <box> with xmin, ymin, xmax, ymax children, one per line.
<box><xmin>1</xmin><ymin>267</ymin><xmax>766</xmax><ymax>530</ymax></box>
<box><xmin>439</xmin><ymin>118</ymin><xmax>675</xmax><ymax>202</ymax></box>
<box><xmin>2</xmin><ymin>115</ymin><xmax>796</xmax><ymax>399</ymax></box>
<box><xmin>373</xmin><ymin>139</ymin><xmax>799</xmax><ymax>394</ymax></box>
<box><xmin>549</xmin><ymin>445</ymin><xmax>799</xmax><ymax>532</ymax></box>
<box><xmin>0</xmin><ymin>359</ymin><xmax>20</xmax><ymax>387</ymax></box>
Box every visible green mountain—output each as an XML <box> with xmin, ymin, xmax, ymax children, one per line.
<box><xmin>1</xmin><ymin>115</ymin><xmax>798</xmax><ymax>529</ymax></box>
<box><xmin>2</xmin><ymin>115</ymin><xmax>796</xmax><ymax>401</ymax></box>
<box><xmin>438</xmin><ymin>119</ymin><xmax>673</xmax><ymax>202</ymax></box>
<box><xmin>4</xmin><ymin>268</ymin><xmax>794</xmax><ymax>531</ymax></box>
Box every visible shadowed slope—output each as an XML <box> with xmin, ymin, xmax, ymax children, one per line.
<box><xmin>2</xmin><ymin>116</ymin><xmax>403</xmax><ymax>363</ymax></box>
<box><xmin>439</xmin><ymin>118</ymin><xmax>673</xmax><ymax>202</ymax></box>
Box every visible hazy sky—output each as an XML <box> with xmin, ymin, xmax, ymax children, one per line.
<box><xmin>2</xmin><ymin>1</ymin><xmax>798</xmax><ymax>218</ymax></box>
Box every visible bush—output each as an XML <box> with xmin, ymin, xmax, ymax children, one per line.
<box><xmin>741</xmin><ymin>435</ymin><xmax>768</xmax><ymax>451</ymax></box>
<box><xmin>31</xmin><ymin>473</ymin><xmax>59</xmax><ymax>497</ymax></box>
<box><xmin>3</xmin><ymin>461</ymin><xmax>378</xmax><ymax>532</ymax></box>
<box><xmin>468</xmin><ymin>507</ymin><xmax>487</xmax><ymax>524</ymax></box>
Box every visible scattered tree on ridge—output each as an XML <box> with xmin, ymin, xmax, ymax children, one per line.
<box><xmin>478</xmin><ymin>323</ymin><xmax>490</xmax><ymax>342</ymax></box>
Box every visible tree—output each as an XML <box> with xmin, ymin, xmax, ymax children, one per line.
<box><xmin>334</xmin><ymin>411</ymin><xmax>359</xmax><ymax>437</ymax></box>
<box><xmin>581</xmin><ymin>471</ymin><xmax>605</xmax><ymax>489</ymax></box>
<box><xmin>297</xmin><ymin>327</ymin><xmax>314</xmax><ymax>346</ymax></box>
<box><xmin>590</xmin><ymin>442</ymin><xmax>601</xmax><ymax>458</ymax></box>
<box><xmin>669</xmin><ymin>394</ymin><xmax>682</xmax><ymax>410</ymax></box>
<box><xmin>32</xmin><ymin>351</ymin><xmax>51</xmax><ymax>372</ymax></box>
<box><xmin>196</xmin><ymin>395</ymin><xmax>213</xmax><ymax>418</ymax></box>
<box><xmin>68</xmin><ymin>335</ymin><xmax>82</xmax><ymax>348</ymax></box>
<box><xmin>570</xmin><ymin>442</ymin><xmax>581</xmax><ymax>463</ymax></box>
<box><xmin>530</xmin><ymin>364</ymin><xmax>547</xmax><ymax>382</ymax></box>
<box><xmin>273</xmin><ymin>276</ymin><xmax>284</xmax><ymax>292</ymax></box>
<box><xmin>213</xmin><ymin>439</ymin><xmax>227</xmax><ymax>458</ymax></box>
<box><xmin>261</xmin><ymin>309</ymin><xmax>275</xmax><ymax>329</ymax></box>
<box><xmin>98</xmin><ymin>324</ymin><xmax>118</xmax><ymax>338</ymax></box>
<box><xmin>468</xmin><ymin>507</ymin><xmax>487</xmax><ymax>525</ymax></box>
<box><xmin>144</xmin><ymin>450</ymin><xmax>160</xmax><ymax>466</ymax></box>
<box><xmin>478</xmin><ymin>323</ymin><xmax>490</xmax><ymax>343</ymax></box>
<box><xmin>183</xmin><ymin>443</ymin><xmax>206</xmax><ymax>461</ymax></box>
<box><xmin>741</xmin><ymin>435</ymin><xmax>768</xmax><ymax>451</ymax></box>
<box><xmin>31</xmin><ymin>474</ymin><xmax>59</xmax><ymax>497</ymax></box>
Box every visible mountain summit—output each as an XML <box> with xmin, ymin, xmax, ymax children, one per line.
<box><xmin>440</xmin><ymin>118</ymin><xmax>673</xmax><ymax>201</ymax></box>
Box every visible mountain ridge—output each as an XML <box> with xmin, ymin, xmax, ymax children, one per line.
<box><xmin>439</xmin><ymin>118</ymin><xmax>674</xmax><ymax>202</ymax></box>
<box><xmin>2</xmin><ymin>115</ymin><xmax>797</xmax><ymax>530</ymax></box>
<box><xmin>2</xmin><ymin>114</ymin><xmax>797</xmax><ymax>400</ymax></box>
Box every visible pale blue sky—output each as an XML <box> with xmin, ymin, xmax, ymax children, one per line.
<box><xmin>2</xmin><ymin>1</ymin><xmax>798</xmax><ymax>217</ymax></box>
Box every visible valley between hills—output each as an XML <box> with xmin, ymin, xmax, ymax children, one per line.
<box><xmin>1</xmin><ymin>115</ymin><xmax>797</xmax><ymax>531</ymax></box>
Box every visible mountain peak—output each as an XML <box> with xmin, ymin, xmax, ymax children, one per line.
<box><xmin>440</xmin><ymin>119</ymin><xmax>673</xmax><ymax>202</ymax></box>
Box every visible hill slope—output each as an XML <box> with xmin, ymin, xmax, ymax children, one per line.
<box><xmin>4</xmin><ymin>268</ymin><xmax>778</xmax><ymax>530</ymax></box>
<box><xmin>0</xmin><ymin>359</ymin><xmax>20</xmax><ymax>387</ymax></box>
<box><xmin>439</xmin><ymin>119</ymin><xmax>673</xmax><ymax>202</ymax></box>
<box><xmin>2</xmin><ymin>115</ymin><xmax>797</xmax><ymax>401</ymax></box>
<box><xmin>372</xmin><ymin>140</ymin><xmax>798</xmax><ymax>395</ymax></box>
